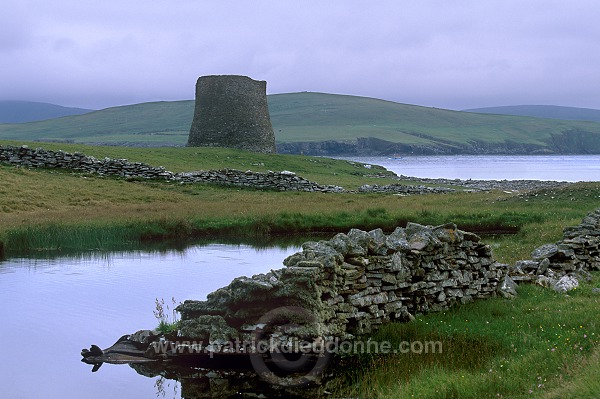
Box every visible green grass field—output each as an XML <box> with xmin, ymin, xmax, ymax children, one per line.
<box><xmin>0</xmin><ymin>139</ymin><xmax>398</xmax><ymax>187</ymax></box>
<box><xmin>1</xmin><ymin>141</ymin><xmax>599</xmax><ymax>262</ymax></box>
<box><xmin>1</xmin><ymin>143</ymin><xmax>600</xmax><ymax>397</ymax></box>
<box><xmin>2</xmin><ymin>93</ymin><xmax>600</xmax><ymax>150</ymax></box>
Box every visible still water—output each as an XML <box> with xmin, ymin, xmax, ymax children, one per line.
<box><xmin>345</xmin><ymin>155</ymin><xmax>600</xmax><ymax>181</ymax></box>
<box><xmin>0</xmin><ymin>244</ymin><xmax>301</xmax><ymax>399</ymax></box>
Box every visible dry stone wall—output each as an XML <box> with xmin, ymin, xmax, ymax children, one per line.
<box><xmin>176</xmin><ymin>223</ymin><xmax>505</xmax><ymax>348</ymax></box>
<box><xmin>504</xmin><ymin>208</ymin><xmax>600</xmax><ymax>293</ymax></box>
<box><xmin>175</xmin><ymin>211</ymin><xmax>600</xmax><ymax>355</ymax></box>
<box><xmin>0</xmin><ymin>145</ymin><xmax>343</xmax><ymax>192</ymax></box>
<box><xmin>177</xmin><ymin>170</ymin><xmax>343</xmax><ymax>193</ymax></box>
<box><xmin>0</xmin><ymin>144</ymin><xmax>173</xmax><ymax>179</ymax></box>
<box><xmin>359</xmin><ymin>183</ymin><xmax>457</xmax><ymax>195</ymax></box>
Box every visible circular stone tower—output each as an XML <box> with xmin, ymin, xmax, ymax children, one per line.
<box><xmin>187</xmin><ymin>75</ymin><xmax>277</xmax><ymax>153</ymax></box>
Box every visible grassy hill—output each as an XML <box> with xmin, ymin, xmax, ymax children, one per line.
<box><xmin>1</xmin><ymin>93</ymin><xmax>600</xmax><ymax>154</ymax></box>
<box><xmin>0</xmin><ymin>101</ymin><xmax>93</xmax><ymax>123</ymax></box>
<box><xmin>464</xmin><ymin>104</ymin><xmax>600</xmax><ymax>123</ymax></box>
<box><xmin>0</xmin><ymin>100</ymin><xmax>193</xmax><ymax>145</ymax></box>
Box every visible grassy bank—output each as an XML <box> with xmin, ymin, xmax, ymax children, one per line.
<box><xmin>332</xmin><ymin>272</ymin><xmax>600</xmax><ymax>398</ymax></box>
<box><xmin>0</xmin><ymin>140</ymin><xmax>398</xmax><ymax>188</ymax></box>
<box><xmin>1</xmin><ymin>144</ymin><xmax>599</xmax><ymax>261</ymax></box>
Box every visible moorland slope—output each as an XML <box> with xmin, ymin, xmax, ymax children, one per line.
<box><xmin>2</xmin><ymin>93</ymin><xmax>600</xmax><ymax>155</ymax></box>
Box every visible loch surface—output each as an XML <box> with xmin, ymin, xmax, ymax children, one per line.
<box><xmin>345</xmin><ymin>155</ymin><xmax>600</xmax><ymax>181</ymax></box>
<box><xmin>0</xmin><ymin>243</ymin><xmax>301</xmax><ymax>399</ymax></box>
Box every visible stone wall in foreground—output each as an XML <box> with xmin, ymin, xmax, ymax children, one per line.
<box><xmin>0</xmin><ymin>145</ymin><xmax>342</xmax><ymax>192</ymax></box>
<box><xmin>177</xmin><ymin>223</ymin><xmax>505</xmax><ymax>345</ymax></box>
<box><xmin>176</xmin><ymin>209</ymin><xmax>600</xmax><ymax>349</ymax></box>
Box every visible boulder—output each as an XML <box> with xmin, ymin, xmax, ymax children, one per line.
<box><xmin>531</xmin><ymin>244</ymin><xmax>559</xmax><ymax>260</ymax></box>
<box><xmin>552</xmin><ymin>275</ymin><xmax>579</xmax><ymax>293</ymax></box>
<box><xmin>498</xmin><ymin>275</ymin><xmax>518</xmax><ymax>298</ymax></box>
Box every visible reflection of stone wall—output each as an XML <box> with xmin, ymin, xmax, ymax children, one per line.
<box><xmin>187</xmin><ymin>75</ymin><xmax>276</xmax><ymax>153</ymax></box>
<box><xmin>177</xmin><ymin>223</ymin><xmax>505</xmax><ymax>344</ymax></box>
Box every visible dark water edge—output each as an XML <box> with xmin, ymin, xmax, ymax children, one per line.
<box><xmin>2</xmin><ymin>232</ymin><xmax>335</xmax><ymax>261</ymax></box>
<box><xmin>3</xmin><ymin>227</ymin><xmax>517</xmax><ymax>262</ymax></box>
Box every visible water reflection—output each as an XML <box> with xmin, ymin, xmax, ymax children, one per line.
<box><xmin>0</xmin><ymin>239</ymin><xmax>316</xmax><ymax>399</ymax></box>
<box><xmin>132</xmin><ymin>363</ymin><xmax>332</xmax><ymax>399</ymax></box>
<box><xmin>2</xmin><ymin>233</ymin><xmax>333</xmax><ymax>261</ymax></box>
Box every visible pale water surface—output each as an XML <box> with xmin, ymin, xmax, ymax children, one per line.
<box><xmin>0</xmin><ymin>244</ymin><xmax>300</xmax><ymax>399</ymax></box>
<box><xmin>344</xmin><ymin>155</ymin><xmax>600</xmax><ymax>181</ymax></box>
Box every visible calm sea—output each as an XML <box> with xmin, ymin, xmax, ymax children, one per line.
<box><xmin>341</xmin><ymin>155</ymin><xmax>600</xmax><ymax>182</ymax></box>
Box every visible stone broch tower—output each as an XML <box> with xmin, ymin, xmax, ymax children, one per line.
<box><xmin>187</xmin><ymin>75</ymin><xmax>277</xmax><ymax>153</ymax></box>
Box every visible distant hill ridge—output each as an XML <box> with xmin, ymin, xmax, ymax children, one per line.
<box><xmin>0</xmin><ymin>101</ymin><xmax>93</xmax><ymax>123</ymax></box>
<box><xmin>464</xmin><ymin>105</ymin><xmax>600</xmax><ymax>123</ymax></box>
<box><xmin>1</xmin><ymin>93</ymin><xmax>600</xmax><ymax>155</ymax></box>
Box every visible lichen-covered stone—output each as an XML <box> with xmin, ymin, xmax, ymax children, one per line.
<box><xmin>498</xmin><ymin>275</ymin><xmax>518</xmax><ymax>298</ymax></box>
<box><xmin>531</xmin><ymin>244</ymin><xmax>559</xmax><ymax>260</ymax></box>
<box><xmin>177</xmin><ymin>222</ymin><xmax>502</xmax><ymax>340</ymax></box>
<box><xmin>179</xmin><ymin>315</ymin><xmax>239</xmax><ymax>342</ymax></box>
<box><xmin>552</xmin><ymin>275</ymin><xmax>579</xmax><ymax>293</ymax></box>
<box><xmin>505</xmin><ymin>208</ymin><xmax>600</xmax><ymax>296</ymax></box>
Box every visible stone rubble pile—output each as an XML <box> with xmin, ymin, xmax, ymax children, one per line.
<box><xmin>502</xmin><ymin>208</ymin><xmax>600</xmax><ymax>295</ymax></box>
<box><xmin>176</xmin><ymin>170</ymin><xmax>344</xmax><ymax>193</ymax></box>
<box><xmin>359</xmin><ymin>183</ymin><xmax>457</xmax><ymax>195</ymax></box>
<box><xmin>0</xmin><ymin>144</ymin><xmax>343</xmax><ymax>193</ymax></box>
<box><xmin>176</xmin><ymin>222</ymin><xmax>505</xmax><ymax>351</ymax></box>
<box><xmin>395</xmin><ymin>175</ymin><xmax>571</xmax><ymax>192</ymax></box>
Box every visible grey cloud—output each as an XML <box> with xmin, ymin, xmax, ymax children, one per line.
<box><xmin>1</xmin><ymin>0</ymin><xmax>600</xmax><ymax>110</ymax></box>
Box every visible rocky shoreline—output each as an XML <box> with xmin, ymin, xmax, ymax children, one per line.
<box><xmin>276</xmin><ymin>132</ymin><xmax>600</xmax><ymax>156</ymax></box>
<box><xmin>395</xmin><ymin>175</ymin><xmax>573</xmax><ymax>191</ymax></box>
<box><xmin>357</xmin><ymin>174</ymin><xmax>573</xmax><ymax>195</ymax></box>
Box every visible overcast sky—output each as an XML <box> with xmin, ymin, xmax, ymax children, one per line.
<box><xmin>2</xmin><ymin>0</ymin><xmax>600</xmax><ymax>110</ymax></box>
